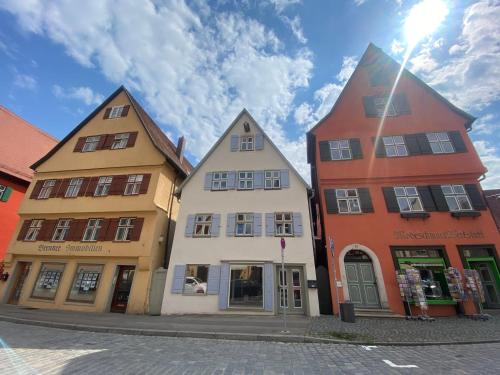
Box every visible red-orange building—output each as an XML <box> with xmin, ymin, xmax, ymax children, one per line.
<box><xmin>307</xmin><ymin>44</ymin><xmax>500</xmax><ymax>317</ymax></box>
<box><xmin>0</xmin><ymin>106</ymin><xmax>58</xmax><ymax>261</ymax></box>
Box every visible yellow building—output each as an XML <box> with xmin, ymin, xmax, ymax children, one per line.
<box><xmin>0</xmin><ymin>86</ymin><xmax>192</xmax><ymax>314</ymax></box>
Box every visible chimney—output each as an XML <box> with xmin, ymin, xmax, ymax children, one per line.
<box><xmin>176</xmin><ymin>136</ymin><xmax>186</xmax><ymax>163</ymax></box>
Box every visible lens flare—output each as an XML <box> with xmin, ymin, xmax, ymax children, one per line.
<box><xmin>404</xmin><ymin>0</ymin><xmax>449</xmax><ymax>48</ymax></box>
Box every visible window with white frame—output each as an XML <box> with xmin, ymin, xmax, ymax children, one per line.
<box><xmin>236</xmin><ymin>213</ymin><xmax>253</xmax><ymax>236</ymax></box>
<box><xmin>264</xmin><ymin>171</ymin><xmax>281</xmax><ymax>189</ymax></box>
<box><xmin>109</xmin><ymin>105</ymin><xmax>125</xmax><ymax>119</ymax></box>
<box><xmin>329</xmin><ymin>140</ymin><xmax>352</xmax><ymax>160</ymax></box>
<box><xmin>115</xmin><ymin>218</ymin><xmax>135</xmax><ymax>241</ymax></box>
<box><xmin>52</xmin><ymin>219</ymin><xmax>71</xmax><ymax>241</ymax></box>
<box><xmin>394</xmin><ymin>186</ymin><xmax>423</xmax><ymax>212</ymax></box>
<box><xmin>82</xmin><ymin>136</ymin><xmax>101</xmax><ymax>152</ymax></box>
<box><xmin>38</xmin><ymin>180</ymin><xmax>56</xmax><ymax>199</ymax></box>
<box><xmin>65</xmin><ymin>178</ymin><xmax>83</xmax><ymax>198</ymax></box>
<box><xmin>427</xmin><ymin>132</ymin><xmax>454</xmax><ymax>154</ymax></box>
<box><xmin>25</xmin><ymin>219</ymin><xmax>43</xmax><ymax>241</ymax></box>
<box><xmin>193</xmin><ymin>214</ymin><xmax>212</xmax><ymax>237</ymax></box>
<box><xmin>82</xmin><ymin>219</ymin><xmax>103</xmax><ymax>242</ymax></box>
<box><xmin>383</xmin><ymin>136</ymin><xmax>408</xmax><ymax>157</ymax></box>
<box><xmin>211</xmin><ymin>172</ymin><xmax>228</xmax><ymax>191</ymax></box>
<box><xmin>0</xmin><ymin>184</ymin><xmax>6</xmax><ymax>199</ymax></box>
<box><xmin>240</xmin><ymin>136</ymin><xmax>254</xmax><ymax>151</ymax></box>
<box><xmin>94</xmin><ymin>176</ymin><xmax>113</xmax><ymax>196</ymax></box>
<box><xmin>441</xmin><ymin>185</ymin><xmax>472</xmax><ymax>211</ymax></box>
<box><xmin>275</xmin><ymin>212</ymin><xmax>293</xmax><ymax>236</ymax></box>
<box><xmin>374</xmin><ymin>96</ymin><xmax>396</xmax><ymax>117</ymax></box>
<box><xmin>124</xmin><ymin>175</ymin><xmax>143</xmax><ymax>195</ymax></box>
<box><xmin>336</xmin><ymin>189</ymin><xmax>361</xmax><ymax>214</ymax></box>
<box><xmin>238</xmin><ymin>171</ymin><xmax>254</xmax><ymax>190</ymax></box>
<box><xmin>111</xmin><ymin>133</ymin><xmax>130</xmax><ymax>149</ymax></box>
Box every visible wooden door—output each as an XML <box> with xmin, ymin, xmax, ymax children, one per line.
<box><xmin>110</xmin><ymin>266</ymin><xmax>136</xmax><ymax>313</ymax></box>
<box><xmin>277</xmin><ymin>266</ymin><xmax>306</xmax><ymax>315</ymax></box>
<box><xmin>345</xmin><ymin>262</ymin><xmax>380</xmax><ymax>308</ymax></box>
<box><xmin>8</xmin><ymin>262</ymin><xmax>31</xmax><ymax>305</ymax></box>
<box><xmin>472</xmin><ymin>262</ymin><xmax>500</xmax><ymax>309</ymax></box>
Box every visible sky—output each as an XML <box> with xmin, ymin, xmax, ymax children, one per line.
<box><xmin>0</xmin><ymin>0</ymin><xmax>499</xmax><ymax>188</ymax></box>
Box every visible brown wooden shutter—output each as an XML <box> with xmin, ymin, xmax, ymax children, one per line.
<box><xmin>30</xmin><ymin>181</ymin><xmax>44</xmax><ymax>199</ymax></box>
<box><xmin>40</xmin><ymin>220</ymin><xmax>58</xmax><ymax>241</ymax></box>
<box><xmin>68</xmin><ymin>219</ymin><xmax>87</xmax><ymax>241</ymax></box>
<box><xmin>85</xmin><ymin>177</ymin><xmax>99</xmax><ymax>197</ymax></box>
<box><xmin>57</xmin><ymin>179</ymin><xmax>70</xmax><ymax>198</ymax></box>
<box><xmin>96</xmin><ymin>134</ymin><xmax>107</xmax><ymax>150</ymax></box>
<box><xmin>104</xmin><ymin>219</ymin><xmax>120</xmax><ymax>241</ymax></box>
<box><xmin>103</xmin><ymin>134</ymin><xmax>115</xmax><ymax>149</ymax></box>
<box><xmin>73</xmin><ymin>137</ymin><xmax>86</xmax><ymax>152</ymax></box>
<box><xmin>49</xmin><ymin>180</ymin><xmax>62</xmax><ymax>198</ymax></box>
<box><xmin>319</xmin><ymin>141</ymin><xmax>331</xmax><ymax>161</ymax></box>
<box><xmin>121</xmin><ymin>105</ymin><xmax>130</xmax><ymax>117</ymax></box>
<box><xmin>110</xmin><ymin>175</ymin><xmax>128</xmax><ymax>195</ymax></box>
<box><xmin>127</xmin><ymin>131</ymin><xmax>138</xmax><ymax>147</ymax></box>
<box><xmin>139</xmin><ymin>174</ymin><xmax>151</xmax><ymax>194</ymax></box>
<box><xmin>103</xmin><ymin>108</ymin><xmax>112</xmax><ymax>119</ymax></box>
<box><xmin>130</xmin><ymin>218</ymin><xmax>144</xmax><ymax>241</ymax></box>
<box><xmin>79</xmin><ymin>177</ymin><xmax>91</xmax><ymax>197</ymax></box>
<box><xmin>17</xmin><ymin>220</ymin><xmax>32</xmax><ymax>241</ymax></box>
<box><xmin>97</xmin><ymin>219</ymin><xmax>110</xmax><ymax>241</ymax></box>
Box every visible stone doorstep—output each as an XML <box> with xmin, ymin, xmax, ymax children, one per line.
<box><xmin>354</xmin><ymin>308</ymin><xmax>406</xmax><ymax>319</ymax></box>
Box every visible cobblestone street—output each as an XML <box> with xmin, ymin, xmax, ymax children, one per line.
<box><xmin>1</xmin><ymin>322</ymin><xmax>499</xmax><ymax>374</ymax></box>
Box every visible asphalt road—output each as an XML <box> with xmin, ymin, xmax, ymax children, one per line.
<box><xmin>0</xmin><ymin>321</ymin><xmax>498</xmax><ymax>374</ymax></box>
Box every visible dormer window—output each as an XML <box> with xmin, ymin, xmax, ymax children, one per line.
<box><xmin>111</xmin><ymin>133</ymin><xmax>130</xmax><ymax>149</ymax></box>
<box><xmin>240</xmin><ymin>136</ymin><xmax>254</xmax><ymax>151</ymax></box>
<box><xmin>109</xmin><ymin>105</ymin><xmax>125</xmax><ymax>119</ymax></box>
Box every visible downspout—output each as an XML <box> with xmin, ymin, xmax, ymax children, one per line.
<box><xmin>307</xmin><ymin>188</ymin><xmax>317</xmax><ymax>263</ymax></box>
<box><xmin>163</xmin><ymin>172</ymin><xmax>179</xmax><ymax>269</ymax></box>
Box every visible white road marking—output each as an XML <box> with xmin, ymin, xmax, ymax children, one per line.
<box><xmin>361</xmin><ymin>345</ymin><xmax>378</xmax><ymax>351</ymax></box>
<box><xmin>383</xmin><ymin>359</ymin><xmax>418</xmax><ymax>368</ymax></box>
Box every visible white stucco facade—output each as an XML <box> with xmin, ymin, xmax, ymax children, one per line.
<box><xmin>161</xmin><ymin>111</ymin><xmax>320</xmax><ymax>316</ymax></box>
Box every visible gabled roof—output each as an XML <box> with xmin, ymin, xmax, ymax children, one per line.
<box><xmin>31</xmin><ymin>86</ymin><xmax>193</xmax><ymax>176</ymax></box>
<box><xmin>308</xmin><ymin>43</ymin><xmax>476</xmax><ymax>135</ymax></box>
<box><xmin>177</xmin><ymin>108</ymin><xmax>310</xmax><ymax>194</ymax></box>
<box><xmin>0</xmin><ymin>106</ymin><xmax>58</xmax><ymax>182</ymax></box>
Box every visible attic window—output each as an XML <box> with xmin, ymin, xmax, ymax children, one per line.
<box><xmin>109</xmin><ymin>105</ymin><xmax>125</xmax><ymax>119</ymax></box>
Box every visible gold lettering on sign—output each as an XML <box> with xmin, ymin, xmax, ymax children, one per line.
<box><xmin>65</xmin><ymin>244</ymin><xmax>103</xmax><ymax>252</ymax></box>
<box><xmin>394</xmin><ymin>230</ymin><xmax>485</xmax><ymax>240</ymax></box>
<box><xmin>38</xmin><ymin>244</ymin><xmax>62</xmax><ymax>252</ymax></box>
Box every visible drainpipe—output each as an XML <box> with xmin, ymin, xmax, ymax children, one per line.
<box><xmin>307</xmin><ymin>188</ymin><xmax>317</xmax><ymax>263</ymax></box>
<box><xmin>478</xmin><ymin>174</ymin><xmax>486</xmax><ymax>182</ymax></box>
<box><xmin>163</xmin><ymin>173</ymin><xmax>179</xmax><ymax>269</ymax></box>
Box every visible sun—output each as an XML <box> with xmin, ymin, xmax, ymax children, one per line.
<box><xmin>404</xmin><ymin>0</ymin><xmax>449</xmax><ymax>48</ymax></box>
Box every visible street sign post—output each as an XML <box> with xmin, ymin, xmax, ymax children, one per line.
<box><xmin>329</xmin><ymin>236</ymin><xmax>341</xmax><ymax>317</ymax></box>
<box><xmin>280</xmin><ymin>237</ymin><xmax>288</xmax><ymax>333</ymax></box>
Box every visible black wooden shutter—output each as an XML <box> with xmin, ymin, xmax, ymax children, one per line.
<box><xmin>429</xmin><ymin>185</ymin><xmax>449</xmax><ymax>211</ymax></box>
<box><xmin>416</xmin><ymin>133</ymin><xmax>433</xmax><ymax>154</ymax></box>
<box><xmin>404</xmin><ymin>134</ymin><xmax>421</xmax><ymax>156</ymax></box>
<box><xmin>350</xmin><ymin>139</ymin><xmax>363</xmax><ymax>159</ymax></box>
<box><xmin>358</xmin><ymin>188</ymin><xmax>374</xmax><ymax>213</ymax></box>
<box><xmin>448</xmin><ymin>131</ymin><xmax>467</xmax><ymax>153</ymax></box>
<box><xmin>393</xmin><ymin>93</ymin><xmax>411</xmax><ymax>115</ymax></box>
<box><xmin>417</xmin><ymin>186</ymin><xmax>436</xmax><ymax>212</ymax></box>
<box><xmin>324</xmin><ymin>189</ymin><xmax>338</xmax><ymax>214</ymax></box>
<box><xmin>373</xmin><ymin>137</ymin><xmax>386</xmax><ymax>158</ymax></box>
<box><xmin>319</xmin><ymin>141</ymin><xmax>331</xmax><ymax>161</ymax></box>
<box><xmin>382</xmin><ymin>187</ymin><xmax>399</xmax><ymax>212</ymax></box>
<box><xmin>362</xmin><ymin>96</ymin><xmax>377</xmax><ymax>117</ymax></box>
<box><xmin>464</xmin><ymin>184</ymin><xmax>486</xmax><ymax>210</ymax></box>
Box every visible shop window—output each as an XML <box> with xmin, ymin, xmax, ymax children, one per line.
<box><xmin>212</xmin><ymin>172</ymin><xmax>228</xmax><ymax>191</ymax></box>
<box><xmin>52</xmin><ymin>219</ymin><xmax>71</xmax><ymax>241</ymax></box>
<box><xmin>38</xmin><ymin>180</ymin><xmax>56</xmax><ymax>199</ymax></box>
<box><xmin>236</xmin><ymin>213</ymin><xmax>253</xmax><ymax>236</ymax></box>
<box><xmin>25</xmin><ymin>219</ymin><xmax>43</xmax><ymax>241</ymax></box>
<box><xmin>109</xmin><ymin>105</ymin><xmax>125</xmax><ymax>119</ymax></box>
<box><xmin>240</xmin><ymin>136</ymin><xmax>254</xmax><ymax>151</ymax></box>
<box><xmin>336</xmin><ymin>189</ymin><xmax>361</xmax><ymax>214</ymax></box>
<box><xmin>183</xmin><ymin>265</ymin><xmax>209</xmax><ymax>295</ymax></box>
<box><xmin>94</xmin><ymin>176</ymin><xmax>113</xmax><ymax>196</ymax></box>
<box><xmin>441</xmin><ymin>185</ymin><xmax>473</xmax><ymax>211</ymax></box>
<box><xmin>31</xmin><ymin>263</ymin><xmax>65</xmax><ymax>300</ymax></box>
<box><xmin>82</xmin><ymin>219</ymin><xmax>103</xmax><ymax>242</ymax></box>
<box><xmin>193</xmin><ymin>214</ymin><xmax>212</xmax><ymax>237</ymax></box>
<box><xmin>275</xmin><ymin>212</ymin><xmax>293</xmax><ymax>236</ymax></box>
<box><xmin>238</xmin><ymin>171</ymin><xmax>254</xmax><ymax>190</ymax></box>
<box><xmin>229</xmin><ymin>265</ymin><xmax>263</xmax><ymax>308</ymax></box>
<box><xmin>394</xmin><ymin>187</ymin><xmax>423</xmax><ymax>212</ymax></box>
<box><xmin>383</xmin><ymin>136</ymin><xmax>408</xmax><ymax>157</ymax></box>
<box><xmin>373</xmin><ymin>96</ymin><xmax>396</xmax><ymax>117</ymax></box>
<box><xmin>329</xmin><ymin>140</ymin><xmax>352</xmax><ymax>160</ymax></box>
<box><xmin>124</xmin><ymin>174</ymin><xmax>143</xmax><ymax>195</ymax></box>
<box><xmin>111</xmin><ymin>133</ymin><xmax>130</xmax><ymax>150</ymax></box>
<box><xmin>65</xmin><ymin>178</ymin><xmax>83</xmax><ymax>198</ymax></box>
<box><xmin>82</xmin><ymin>136</ymin><xmax>101</xmax><ymax>152</ymax></box>
<box><xmin>67</xmin><ymin>264</ymin><xmax>103</xmax><ymax>303</ymax></box>
<box><xmin>115</xmin><ymin>218</ymin><xmax>135</xmax><ymax>241</ymax></box>
<box><xmin>264</xmin><ymin>170</ymin><xmax>281</xmax><ymax>189</ymax></box>
<box><xmin>426</xmin><ymin>132</ymin><xmax>454</xmax><ymax>154</ymax></box>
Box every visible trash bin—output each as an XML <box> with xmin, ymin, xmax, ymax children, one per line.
<box><xmin>340</xmin><ymin>302</ymin><xmax>355</xmax><ymax>323</ymax></box>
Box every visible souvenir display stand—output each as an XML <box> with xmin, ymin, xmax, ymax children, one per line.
<box><xmin>464</xmin><ymin>269</ymin><xmax>491</xmax><ymax>320</ymax></box>
<box><xmin>396</xmin><ymin>271</ymin><xmax>414</xmax><ymax>319</ymax></box>
<box><xmin>396</xmin><ymin>268</ymin><xmax>434</xmax><ymax>321</ymax></box>
<box><xmin>444</xmin><ymin>267</ymin><xmax>467</xmax><ymax>315</ymax></box>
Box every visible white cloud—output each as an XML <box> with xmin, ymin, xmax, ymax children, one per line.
<box><xmin>280</xmin><ymin>15</ymin><xmax>307</xmax><ymax>44</ymax></box>
<box><xmin>52</xmin><ymin>85</ymin><xmax>104</xmax><ymax>106</ymax></box>
<box><xmin>354</xmin><ymin>0</ymin><xmax>367</xmax><ymax>5</ymax></box>
<box><xmin>13</xmin><ymin>73</ymin><xmax>37</xmax><ymax>90</ymax></box>
<box><xmin>268</xmin><ymin>0</ymin><xmax>301</xmax><ymax>13</ymax></box>
<box><xmin>471</xmin><ymin>114</ymin><xmax>499</xmax><ymax>136</ymax></box>
<box><xmin>474</xmin><ymin>140</ymin><xmax>500</xmax><ymax>189</ymax></box>
<box><xmin>391</xmin><ymin>39</ymin><xmax>405</xmax><ymax>55</ymax></box>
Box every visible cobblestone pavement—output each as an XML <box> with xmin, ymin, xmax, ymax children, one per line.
<box><xmin>1</xmin><ymin>322</ymin><xmax>499</xmax><ymax>374</ymax></box>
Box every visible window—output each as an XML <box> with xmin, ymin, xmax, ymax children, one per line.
<box><xmin>67</xmin><ymin>264</ymin><xmax>103</xmax><ymax>303</ymax></box>
<box><xmin>0</xmin><ymin>184</ymin><xmax>6</xmax><ymax>200</ymax></box>
<box><xmin>264</xmin><ymin>171</ymin><xmax>281</xmax><ymax>189</ymax></box>
<box><xmin>94</xmin><ymin>176</ymin><xmax>113</xmax><ymax>196</ymax></box>
<box><xmin>38</xmin><ymin>180</ymin><xmax>56</xmax><ymax>199</ymax></box>
<box><xmin>394</xmin><ymin>187</ymin><xmax>423</xmax><ymax>212</ymax></box>
<box><xmin>115</xmin><ymin>218</ymin><xmax>135</xmax><ymax>241</ymax></box>
<box><xmin>109</xmin><ymin>105</ymin><xmax>125</xmax><ymax>119</ymax></box>
<box><xmin>427</xmin><ymin>132</ymin><xmax>454</xmax><ymax>154</ymax></box>
<box><xmin>383</xmin><ymin>136</ymin><xmax>408</xmax><ymax>157</ymax></box>
<box><xmin>82</xmin><ymin>136</ymin><xmax>100</xmax><ymax>152</ymax></box>
<box><xmin>275</xmin><ymin>212</ymin><xmax>293</xmax><ymax>236</ymax></box>
<box><xmin>52</xmin><ymin>219</ymin><xmax>71</xmax><ymax>241</ymax></box>
<box><xmin>336</xmin><ymin>189</ymin><xmax>361</xmax><ymax>214</ymax></box>
<box><xmin>329</xmin><ymin>140</ymin><xmax>352</xmax><ymax>160</ymax></box>
<box><xmin>238</xmin><ymin>171</ymin><xmax>254</xmax><ymax>190</ymax></box>
<box><xmin>441</xmin><ymin>185</ymin><xmax>472</xmax><ymax>211</ymax></box>
<box><xmin>183</xmin><ymin>265</ymin><xmax>209</xmax><ymax>295</ymax></box>
<box><xmin>374</xmin><ymin>96</ymin><xmax>396</xmax><ymax>117</ymax></box>
<box><xmin>229</xmin><ymin>265</ymin><xmax>263</xmax><ymax>308</ymax></box>
<box><xmin>236</xmin><ymin>213</ymin><xmax>253</xmax><ymax>236</ymax></box>
<box><xmin>193</xmin><ymin>214</ymin><xmax>212</xmax><ymax>237</ymax></box>
<box><xmin>212</xmin><ymin>172</ymin><xmax>228</xmax><ymax>191</ymax></box>
<box><xmin>31</xmin><ymin>263</ymin><xmax>65</xmax><ymax>300</ymax></box>
<box><xmin>111</xmin><ymin>133</ymin><xmax>130</xmax><ymax>149</ymax></box>
<box><xmin>82</xmin><ymin>219</ymin><xmax>103</xmax><ymax>242</ymax></box>
<box><xmin>65</xmin><ymin>178</ymin><xmax>83</xmax><ymax>198</ymax></box>
<box><xmin>124</xmin><ymin>175</ymin><xmax>143</xmax><ymax>195</ymax></box>
<box><xmin>25</xmin><ymin>220</ymin><xmax>43</xmax><ymax>241</ymax></box>
<box><xmin>240</xmin><ymin>136</ymin><xmax>254</xmax><ymax>151</ymax></box>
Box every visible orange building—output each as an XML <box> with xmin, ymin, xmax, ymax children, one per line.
<box><xmin>307</xmin><ymin>44</ymin><xmax>500</xmax><ymax>317</ymax></box>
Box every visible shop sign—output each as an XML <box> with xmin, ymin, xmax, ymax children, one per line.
<box><xmin>38</xmin><ymin>244</ymin><xmax>104</xmax><ymax>253</ymax></box>
<box><xmin>394</xmin><ymin>230</ymin><xmax>484</xmax><ymax>240</ymax></box>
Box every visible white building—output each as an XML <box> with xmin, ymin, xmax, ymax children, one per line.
<box><xmin>161</xmin><ymin>110</ymin><xmax>320</xmax><ymax>316</ymax></box>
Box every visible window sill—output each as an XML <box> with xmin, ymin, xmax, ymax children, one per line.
<box><xmin>451</xmin><ymin>211</ymin><xmax>481</xmax><ymax>218</ymax></box>
<box><xmin>408</xmin><ymin>299</ymin><xmax>456</xmax><ymax>305</ymax></box>
<box><xmin>400</xmin><ymin>212</ymin><xmax>430</xmax><ymax>220</ymax></box>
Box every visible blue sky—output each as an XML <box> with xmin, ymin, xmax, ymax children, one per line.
<box><xmin>0</xmin><ymin>0</ymin><xmax>499</xmax><ymax>188</ymax></box>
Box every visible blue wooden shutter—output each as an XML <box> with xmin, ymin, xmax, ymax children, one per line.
<box><xmin>230</xmin><ymin>135</ymin><xmax>239</xmax><ymax>151</ymax></box>
<box><xmin>293</xmin><ymin>212</ymin><xmax>303</xmax><ymax>236</ymax></box>
<box><xmin>227</xmin><ymin>171</ymin><xmax>236</xmax><ymax>189</ymax></box>
<box><xmin>204</xmin><ymin>173</ymin><xmax>213</xmax><ymax>190</ymax></box>
<box><xmin>255</xmin><ymin>133</ymin><xmax>264</xmax><ymax>150</ymax></box>
<box><xmin>218</xmin><ymin>263</ymin><xmax>230</xmax><ymax>310</ymax></box>
<box><xmin>226</xmin><ymin>213</ymin><xmax>236</xmax><ymax>236</ymax></box>
<box><xmin>207</xmin><ymin>265</ymin><xmax>221</xmax><ymax>295</ymax></box>
<box><xmin>1</xmin><ymin>186</ymin><xmax>13</xmax><ymax>202</ymax></box>
<box><xmin>171</xmin><ymin>265</ymin><xmax>186</xmax><ymax>294</ymax></box>
<box><xmin>265</xmin><ymin>213</ymin><xmax>275</xmax><ymax>236</ymax></box>
<box><xmin>254</xmin><ymin>171</ymin><xmax>264</xmax><ymax>189</ymax></box>
<box><xmin>280</xmin><ymin>170</ymin><xmax>289</xmax><ymax>188</ymax></box>
<box><xmin>211</xmin><ymin>214</ymin><xmax>221</xmax><ymax>237</ymax></box>
<box><xmin>263</xmin><ymin>263</ymin><xmax>274</xmax><ymax>312</ymax></box>
<box><xmin>253</xmin><ymin>213</ymin><xmax>262</xmax><ymax>236</ymax></box>
<box><xmin>185</xmin><ymin>215</ymin><xmax>195</xmax><ymax>237</ymax></box>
